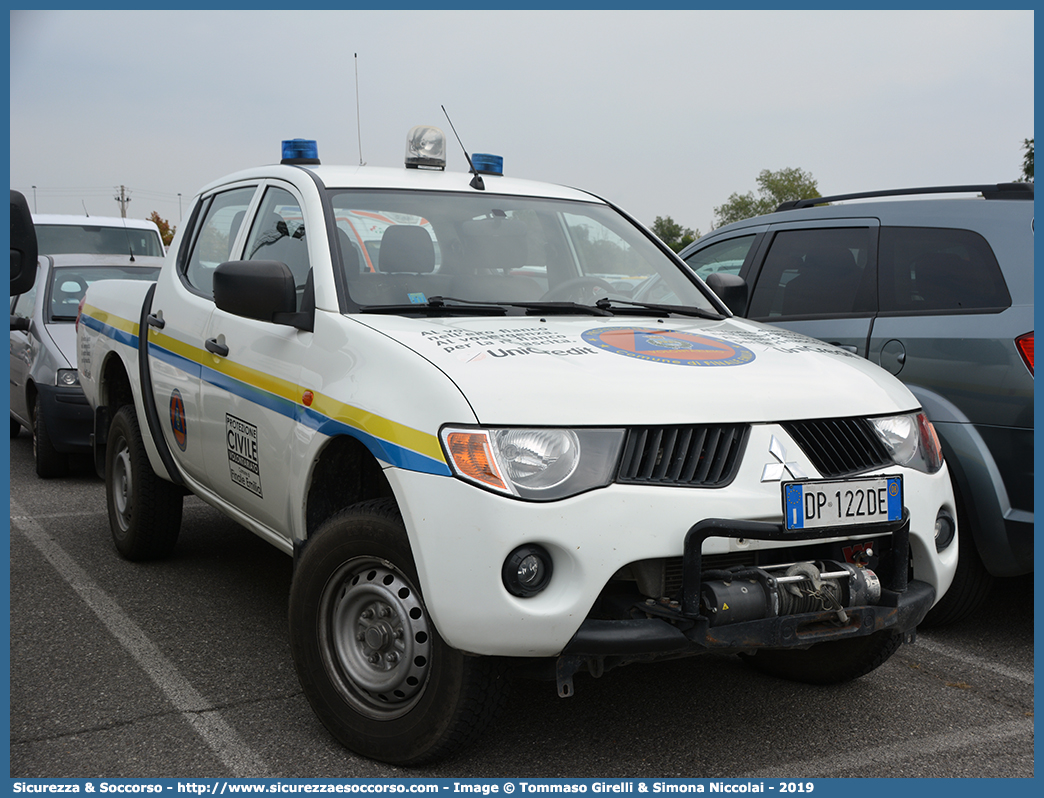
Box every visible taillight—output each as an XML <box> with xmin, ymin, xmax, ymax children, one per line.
<box><xmin>1016</xmin><ymin>332</ymin><xmax>1033</xmax><ymax>375</ymax></box>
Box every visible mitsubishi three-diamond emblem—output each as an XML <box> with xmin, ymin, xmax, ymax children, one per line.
<box><xmin>761</xmin><ymin>436</ymin><xmax>808</xmax><ymax>482</ymax></box>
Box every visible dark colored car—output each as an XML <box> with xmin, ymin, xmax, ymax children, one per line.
<box><xmin>677</xmin><ymin>183</ymin><xmax>1033</xmax><ymax>625</ymax></box>
<box><xmin>10</xmin><ymin>253</ymin><xmax>163</xmax><ymax>477</ymax></box>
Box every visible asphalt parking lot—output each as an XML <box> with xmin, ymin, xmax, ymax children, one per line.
<box><xmin>8</xmin><ymin>433</ymin><xmax>1034</xmax><ymax>779</ymax></box>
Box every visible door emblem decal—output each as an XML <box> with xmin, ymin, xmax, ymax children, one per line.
<box><xmin>169</xmin><ymin>389</ymin><xmax>187</xmax><ymax>451</ymax></box>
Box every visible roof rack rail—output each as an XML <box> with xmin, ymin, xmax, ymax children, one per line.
<box><xmin>776</xmin><ymin>182</ymin><xmax>1034</xmax><ymax>212</ymax></box>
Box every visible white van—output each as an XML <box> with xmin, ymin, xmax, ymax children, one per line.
<box><xmin>32</xmin><ymin>213</ymin><xmax>165</xmax><ymax>258</ymax></box>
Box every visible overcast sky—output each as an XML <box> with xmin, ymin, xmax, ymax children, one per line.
<box><xmin>8</xmin><ymin>9</ymin><xmax>1034</xmax><ymax>235</ymax></box>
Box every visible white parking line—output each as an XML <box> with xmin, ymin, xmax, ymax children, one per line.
<box><xmin>915</xmin><ymin>635</ymin><xmax>1035</xmax><ymax>686</ymax></box>
<box><xmin>11</xmin><ymin>500</ymin><xmax>272</xmax><ymax>778</ymax></box>
<box><xmin>746</xmin><ymin>717</ymin><xmax>1033</xmax><ymax>778</ymax></box>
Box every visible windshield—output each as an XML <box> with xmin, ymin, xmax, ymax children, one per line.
<box><xmin>36</xmin><ymin>224</ymin><xmax>165</xmax><ymax>258</ymax></box>
<box><xmin>49</xmin><ymin>265</ymin><xmax>160</xmax><ymax>321</ymax></box>
<box><xmin>326</xmin><ymin>190</ymin><xmax>716</xmax><ymax>315</ymax></box>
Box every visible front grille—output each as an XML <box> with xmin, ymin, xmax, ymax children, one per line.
<box><xmin>782</xmin><ymin>417</ymin><xmax>891</xmax><ymax>478</ymax></box>
<box><xmin>617</xmin><ymin>424</ymin><xmax>748</xmax><ymax>487</ymax></box>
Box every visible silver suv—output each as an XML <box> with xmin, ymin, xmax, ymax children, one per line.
<box><xmin>678</xmin><ymin>184</ymin><xmax>1033</xmax><ymax>625</ymax></box>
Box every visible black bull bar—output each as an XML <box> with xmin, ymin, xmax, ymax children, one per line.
<box><xmin>560</xmin><ymin>512</ymin><xmax>935</xmax><ymax>667</ymax></box>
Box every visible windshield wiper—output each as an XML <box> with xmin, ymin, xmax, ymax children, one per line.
<box><xmin>594</xmin><ymin>297</ymin><xmax>724</xmax><ymax>320</ymax></box>
<box><xmin>357</xmin><ymin>299</ymin><xmax>508</xmax><ymax>316</ymax></box>
<box><xmin>428</xmin><ymin>296</ymin><xmax>613</xmax><ymax>317</ymax></box>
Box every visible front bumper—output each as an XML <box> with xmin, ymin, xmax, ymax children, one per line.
<box><xmin>36</xmin><ymin>383</ymin><xmax>93</xmax><ymax>453</ymax></box>
<box><xmin>563</xmin><ymin>514</ymin><xmax>933</xmax><ymax>658</ymax></box>
<box><xmin>388</xmin><ymin>424</ymin><xmax>956</xmax><ymax>657</ymax></box>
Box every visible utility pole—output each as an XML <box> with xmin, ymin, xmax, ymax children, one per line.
<box><xmin>114</xmin><ymin>185</ymin><xmax>131</xmax><ymax>217</ymax></box>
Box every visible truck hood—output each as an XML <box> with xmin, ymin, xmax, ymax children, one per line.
<box><xmin>354</xmin><ymin>315</ymin><xmax>918</xmax><ymax>426</ymax></box>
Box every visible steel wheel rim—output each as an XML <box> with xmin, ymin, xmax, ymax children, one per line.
<box><xmin>111</xmin><ymin>434</ymin><xmax>133</xmax><ymax>533</ymax></box>
<box><xmin>318</xmin><ymin>557</ymin><xmax>432</xmax><ymax>719</ymax></box>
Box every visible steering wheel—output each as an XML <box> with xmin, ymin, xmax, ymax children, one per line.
<box><xmin>540</xmin><ymin>276</ymin><xmax>614</xmax><ymax>304</ymax></box>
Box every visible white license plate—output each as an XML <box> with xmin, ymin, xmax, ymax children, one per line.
<box><xmin>783</xmin><ymin>476</ymin><xmax>903</xmax><ymax>530</ymax></box>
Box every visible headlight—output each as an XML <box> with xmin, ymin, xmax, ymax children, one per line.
<box><xmin>440</xmin><ymin>426</ymin><xmax>625</xmax><ymax>500</ymax></box>
<box><xmin>870</xmin><ymin>411</ymin><xmax>943</xmax><ymax>474</ymax></box>
<box><xmin>56</xmin><ymin>369</ymin><xmax>80</xmax><ymax>387</ymax></box>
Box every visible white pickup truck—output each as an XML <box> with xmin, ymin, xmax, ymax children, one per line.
<box><xmin>76</xmin><ymin>130</ymin><xmax>957</xmax><ymax>765</ymax></box>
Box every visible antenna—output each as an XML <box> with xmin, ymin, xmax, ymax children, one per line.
<box><xmin>354</xmin><ymin>54</ymin><xmax>365</xmax><ymax>166</ymax></box>
<box><xmin>81</xmin><ymin>200</ymin><xmax>89</xmax><ymax>217</ymax></box>
<box><xmin>441</xmin><ymin>105</ymin><xmax>483</xmax><ymax>190</ymax></box>
<box><xmin>121</xmin><ymin>217</ymin><xmax>136</xmax><ymax>262</ymax></box>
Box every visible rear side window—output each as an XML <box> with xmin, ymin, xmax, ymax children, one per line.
<box><xmin>878</xmin><ymin>227</ymin><xmax>1011</xmax><ymax>313</ymax></box>
<box><xmin>747</xmin><ymin>227</ymin><xmax>874</xmax><ymax>319</ymax></box>
<box><xmin>183</xmin><ymin>187</ymin><xmax>257</xmax><ymax>297</ymax></box>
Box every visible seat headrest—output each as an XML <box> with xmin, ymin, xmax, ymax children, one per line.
<box><xmin>337</xmin><ymin>229</ymin><xmax>361</xmax><ymax>273</ymax></box>
<box><xmin>379</xmin><ymin>225</ymin><xmax>435</xmax><ymax>274</ymax></box>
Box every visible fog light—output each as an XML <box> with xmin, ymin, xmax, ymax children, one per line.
<box><xmin>934</xmin><ymin>511</ymin><xmax>956</xmax><ymax>552</ymax></box>
<box><xmin>502</xmin><ymin>545</ymin><xmax>553</xmax><ymax>597</ymax></box>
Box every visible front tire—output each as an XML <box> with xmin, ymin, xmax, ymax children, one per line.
<box><xmin>33</xmin><ymin>394</ymin><xmax>67</xmax><ymax>478</ymax></box>
<box><xmin>921</xmin><ymin>498</ymin><xmax>993</xmax><ymax>627</ymax></box>
<box><xmin>740</xmin><ymin>630</ymin><xmax>903</xmax><ymax>685</ymax></box>
<box><xmin>289</xmin><ymin>499</ymin><xmax>508</xmax><ymax>765</ymax></box>
<box><xmin>106</xmin><ymin>405</ymin><xmax>182</xmax><ymax>560</ymax></box>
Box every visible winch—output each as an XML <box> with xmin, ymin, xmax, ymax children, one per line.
<box><xmin>699</xmin><ymin>559</ymin><xmax>882</xmax><ymax>627</ymax></box>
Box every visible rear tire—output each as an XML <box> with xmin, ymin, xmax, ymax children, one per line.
<box><xmin>106</xmin><ymin>405</ymin><xmax>182</xmax><ymax>560</ymax></box>
<box><xmin>740</xmin><ymin>630</ymin><xmax>903</xmax><ymax>685</ymax></box>
<box><xmin>33</xmin><ymin>395</ymin><xmax>67</xmax><ymax>478</ymax></box>
<box><xmin>11</xmin><ymin>416</ymin><xmax>22</xmax><ymax>438</ymax></box>
<box><xmin>289</xmin><ymin>499</ymin><xmax>508</xmax><ymax>765</ymax></box>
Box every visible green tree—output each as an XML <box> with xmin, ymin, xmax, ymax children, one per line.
<box><xmin>714</xmin><ymin>167</ymin><xmax>821</xmax><ymax>227</ymax></box>
<box><xmin>149</xmin><ymin>211</ymin><xmax>176</xmax><ymax>247</ymax></box>
<box><xmin>651</xmin><ymin>216</ymin><xmax>700</xmax><ymax>252</ymax></box>
<box><xmin>1018</xmin><ymin>138</ymin><xmax>1033</xmax><ymax>182</ymax></box>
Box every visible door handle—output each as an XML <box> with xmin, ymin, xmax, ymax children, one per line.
<box><xmin>205</xmin><ymin>337</ymin><xmax>229</xmax><ymax>357</ymax></box>
<box><xmin>829</xmin><ymin>343</ymin><xmax>858</xmax><ymax>354</ymax></box>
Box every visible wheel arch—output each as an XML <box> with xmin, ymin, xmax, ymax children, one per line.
<box><xmin>22</xmin><ymin>377</ymin><xmax>39</xmax><ymax>423</ymax></box>
<box><xmin>906</xmin><ymin>383</ymin><xmax>1019</xmax><ymax>575</ymax></box>
<box><xmin>304</xmin><ymin>434</ymin><xmax>396</xmax><ymax>544</ymax></box>
<box><xmin>91</xmin><ymin>348</ymin><xmax>137</xmax><ymax>477</ymax></box>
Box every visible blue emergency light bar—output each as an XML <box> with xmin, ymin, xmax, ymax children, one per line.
<box><xmin>281</xmin><ymin>139</ymin><xmax>320</xmax><ymax>165</ymax></box>
<box><xmin>471</xmin><ymin>153</ymin><xmax>503</xmax><ymax>176</ymax></box>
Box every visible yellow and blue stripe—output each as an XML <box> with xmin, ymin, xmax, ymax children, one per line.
<box><xmin>80</xmin><ymin>308</ymin><xmax>451</xmax><ymax>476</ymax></box>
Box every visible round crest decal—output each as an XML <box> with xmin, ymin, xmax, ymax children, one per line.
<box><xmin>581</xmin><ymin>327</ymin><xmax>755</xmax><ymax>367</ymax></box>
<box><xmin>169</xmin><ymin>389</ymin><xmax>188</xmax><ymax>451</ymax></box>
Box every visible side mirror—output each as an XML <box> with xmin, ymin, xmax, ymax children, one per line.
<box><xmin>11</xmin><ymin>315</ymin><xmax>30</xmax><ymax>332</ymax></box>
<box><xmin>10</xmin><ymin>190</ymin><xmax>38</xmax><ymax>296</ymax></box>
<box><xmin>212</xmin><ymin>260</ymin><xmax>312</xmax><ymax>331</ymax></box>
<box><xmin>213</xmin><ymin>260</ymin><xmax>296</xmax><ymax>321</ymax></box>
<box><xmin>706</xmin><ymin>272</ymin><xmax>748</xmax><ymax>317</ymax></box>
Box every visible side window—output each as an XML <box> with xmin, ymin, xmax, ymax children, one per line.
<box><xmin>184</xmin><ymin>187</ymin><xmax>257</xmax><ymax>297</ymax></box>
<box><xmin>747</xmin><ymin>227</ymin><xmax>874</xmax><ymax>319</ymax></box>
<box><xmin>683</xmin><ymin>234</ymin><xmax>757</xmax><ymax>280</ymax></box>
<box><xmin>244</xmin><ymin>187</ymin><xmax>311</xmax><ymax>310</ymax></box>
<box><xmin>12</xmin><ymin>268</ymin><xmax>39</xmax><ymax>319</ymax></box>
<box><xmin>878</xmin><ymin>227</ymin><xmax>1011</xmax><ymax>313</ymax></box>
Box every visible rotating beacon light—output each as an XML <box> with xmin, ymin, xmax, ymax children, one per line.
<box><xmin>281</xmin><ymin>139</ymin><xmax>320</xmax><ymax>165</ymax></box>
<box><xmin>405</xmin><ymin>126</ymin><xmax>446</xmax><ymax>170</ymax></box>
